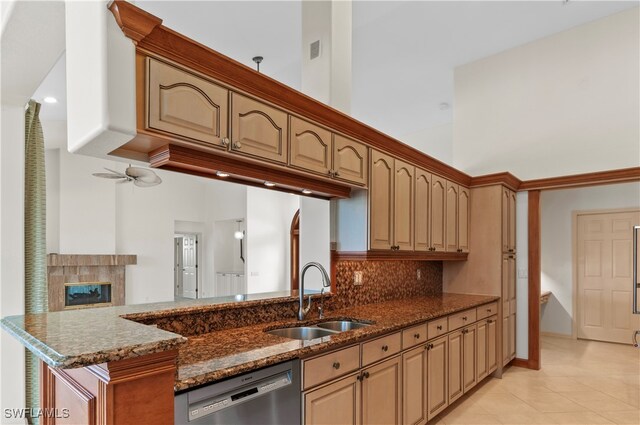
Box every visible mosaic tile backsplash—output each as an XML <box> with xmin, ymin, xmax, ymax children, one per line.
<box><xmin>139</xmin><ymin>260</ymin><xmax>443</xmax><ymax>336</ymax></box>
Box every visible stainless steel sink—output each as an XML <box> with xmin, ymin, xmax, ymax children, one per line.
<box><xmin>266</xmin><ymin>327</ymin><xmax>338</xmax><ymax>340</ymax></box>
<box><xmin>316</xmin><ymin>320</ymin><xmax>371</xmax><ymax>332</ymax></box>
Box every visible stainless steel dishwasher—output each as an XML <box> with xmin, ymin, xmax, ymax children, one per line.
<box><xmin>175</xmin><ymin>360</ymin><xmax>301</xmax><ymax>425</ymax></box>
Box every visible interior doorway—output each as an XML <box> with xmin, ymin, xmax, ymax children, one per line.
<box><xmin>576</xmin><ymin>209</ymin><xmax>640</xmax><ymax>343</ymax></box>
<box><xmin>174</xmin><ymin>233</ymin><xmax>199</xmax><ymax>299</ymax></box>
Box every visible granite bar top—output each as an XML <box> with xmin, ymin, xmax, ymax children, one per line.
<box><xmin>1</xmin><ymin>291</ymin><xmax>498</xmax><ymax>392</ymax></box>
<box><xmin>174</xmin><ymin>293</ymin><xmax>498</xmax><ymax>392</ymax></box>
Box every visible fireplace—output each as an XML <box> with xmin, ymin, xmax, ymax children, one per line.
<box><xmin>64</xmin><ymin>282</ymin><xmax>112</xmax><ymax>309</ymax></box>
<box><xmin>47</xmin><ymin>254</ymin><xmax>136</xmax><ymax>312</ymax></box>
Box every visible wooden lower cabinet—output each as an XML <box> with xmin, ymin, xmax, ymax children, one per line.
<box><xmin>477</xmin><ymin>320</ymin><xmax>488</xmax><ymax>381</ymax></box>
<box><xmin>462</xmin><ymin>324</ymin><xmax>477</xmax><ymax>393</ymax></box>
<box><xmin>447</xmin><ymin>330</ymin><xmax>463</xmax><ymax>404</ymax></box>
<box><xmin>427</xmin><ymin>336</ymin><xmax>448</xmax><ymax>420</ymax></box>
<box><xmin>304</xmin><ymin>373</ymin><xmax>361</xmax><ymax>425</ymax></box>
<box><xmin>487</xmin><ymin>317</ymin><xmax>498</xmax><ymax>374</ymax></box>
<box><xmin>402</xmin><ymin>346</ymin><xmax>427</xmax><ymax>425</ymax></box>
<box><xmin>503</xmin><ymin>315</ymin><xmax>510</xmax><ymax>366</ymax></box>
<box><xmin>362</xmin><ymin>356</ymin><xmax>402</xmax><ymax>425</ymax></box>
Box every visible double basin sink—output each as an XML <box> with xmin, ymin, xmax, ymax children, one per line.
<box><xmin>266</xmin><ymin>320</ymin><xmax>371</xmax><ymax>341</ymax></box>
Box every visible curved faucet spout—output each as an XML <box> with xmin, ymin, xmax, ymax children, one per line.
<box><xmin>298</xmin><ymin>262</ymin><xmax>331</xmax><ymax>321</ymax></box>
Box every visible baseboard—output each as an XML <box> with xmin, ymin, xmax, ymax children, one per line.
<box><xmin>541</xmin><ymin>331</ymin><xmax>574</xmax><ymax>339</ymax></box>
<box><xmin>510</xmin><ymin>358</ymin><xmax>530</xmax><ymax>368</ymax></box>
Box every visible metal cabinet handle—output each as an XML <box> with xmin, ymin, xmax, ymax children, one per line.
<box><xmin>487</xmin><ymin>308</ymin><xmax>492</xmax><ymax>312</ymax></box>
<box><xmin>381</xmin><ymin>345</ymin><xmax>389</xmax><ymax>352</ymax></box>
<box><xmin>462</xmin><ymin>316</ymin><xmax>468</xmax><ymax>321</ymax></box>
<box><xmin>363</xmin><ymin>372</ymin><xmax>370</xmax><ymax>379</ymax></box>
<box><xmin>634</xmin><ymin>226</ymin><xmax>639</xmax><ymax>314</ymax></box>
<box><xmin>487</xmin><ymin>319</ymin><xmax>493</xmax><ymax>324</ymax></box>
<box><xmin>356</xmin><ymin>374</ymin><xmax>363</xmax><ymax>381</ymax></box>
<box><xmin>414</xmin><ymin>333</ymin><xmax>421</xmax><ymax>339</ymax></box>
<box><xmin>220</xmin><ymin>137</ymin><xmax>230</xmax><ymax>147</ymax></box>
<box><xmin>437</xmin><ymin>325</ymin><xmax>443</xmax><ymax>330</ymax></box>
<box><xmin>232</xmin><ymin>140</ymin><xmax>242</xmax><ymax>149</ymax></box>
<box><xmin>633</xmin><ymin>330</ymin><xmax>639</xmax><ymax>348</ymax></box>
<box><xmin>332</xmin><ymin>362</ymin><xmax>340</xmax><ymax>370</ymax></box>
<box><xmin>334</xmin><ymin>171</ymin><xmax>340</xmax><ymax>177</ymax></box>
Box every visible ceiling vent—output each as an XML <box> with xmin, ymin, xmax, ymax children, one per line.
<box><xmin>310</xmin><ymin>40</ymin><xmax>320</xmax><ymax>60</ymax></box>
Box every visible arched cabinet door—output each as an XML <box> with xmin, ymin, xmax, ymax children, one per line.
<box><xmin>394</xmin><ymin>159</ymin><xmax>415</xmax><ymax>251</ymax></box>
<box><xmin>231</xmin><ymin>93</ymin><xmax>288</xmax><ymax>164</ymax></box>
<box><xmin>370</xmin><ymin>150</ymin><xmax>394</xmax><ymax>250</ymax></box>
<box><xmin>289</xmin><ymin>116</ymin><xmax>332</xmax><ymax>175</ymax></box>
<box><xmin>414</xmin><ymin>169</ymin><xmax>431</xmax><ymax>251</ymax></box>
<box><xmin>333</xmin><ymin>135</ymin><xmax>368</xmax><ymax>186</ymax></box>
<box><xmin>147</xmin><ymin>58</ymin><xmax>228</xmax><ymax>148</ymax></box>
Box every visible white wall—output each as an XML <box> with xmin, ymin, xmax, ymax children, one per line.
<box><xmin>300</xmin><ymin>197</ymin><xmax>331</xmax><ymax>291</ymax></box>
<box><xmin>453</xmin><ymin>8</ymin><xmax>640</xmax><ymax>180</ymax></box>
<box><xmin>541</xmin><ymin>182</ymin><xmax>640</xmax><ymax>336</ymax></box>
<box><xmin>245</xmin><ymin>187</ymin><xmax>299</xmax><ymax>294</ymax></box>
<box><xmin>401</xmin><ymin>123</ymin><xmax>453</xmax><ymax>166</ymax></box>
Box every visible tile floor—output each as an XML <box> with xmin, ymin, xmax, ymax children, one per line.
<box><xmin>432</xmin><ymin>336</ymin><xmax>640</xmax><ymax>424</ymax></box>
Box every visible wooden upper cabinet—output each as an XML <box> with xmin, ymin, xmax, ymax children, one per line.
<box><xmin>370</xmin><ymin>151</ymin><xmax>394</xmax><ymax>250</ymax></box>
<box><xmin>431</xmin><ymin>175</ymin><xmax>446</xmax><ymax>252</ymax></box>
<box><xmin>394</xmin><ymin>160</ymin><xmax>414</xmax><ymax>251</ymax></box>
<box><xmin>289</xmin><ymin>116</ymin><xmax>332</xmax><ymax>176</ymax></box>
<box><xmin>230</xmin><ymin>93</ymin><xmax>288</xmax><ymax>164</ymax></box>
<box><xmin>508</xmin><ymin>190</ymin><xmax>517</xmax><ymax>253</ymax></box>
<box><xmin>458</xmin><ymin>186</ymin><xmax>470</xmax><ymax>253</ymax></box>
<box><xmin>333</xmin><ymin>135</ymin><xmax>368</xmax><ymax>186</ymax></box>
<box><xmin>414</xmin><ymin>169</ymin><xmax>431</xmax><ymax>252</ymax></box>
<box><xmin>445</xmin><ymin>181</ymin><xmax>459</xmax><ymax>252</ymax></box>
<box><xmin>147</xmin><ymin>58</ymin><xmax>228</xmax><ymax>148</ymax></box>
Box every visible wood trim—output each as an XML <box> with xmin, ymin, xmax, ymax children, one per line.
<box><xmin>527</xmin><ymin>190</ymin><xmax>541</xmax><ymax>370</ymax></box>
<box><xmin>333</xmin><ymin>251</ymin><xmax>468</xmax><ymax>261</ymax></box>
<box><xmin>149</xmin><ymin>144</ymin><xmax>352</xmax><ymax>199</ymax></box>
<box><xmin>290</xmin><ymin>210</ymin><xmax>300</xmax><ymax>291</ymax></box>
<box><xmin>509</xmin><ymin>358</ymin><xmax>531</xmax><ymax>369</ymax></box>
<box><xmin>469</xmin><ymin>172</ymin><xmax>522</xmax><ymax>191</ymax></box>
<box><xmin>540</xmin><ymin>331</ymin><xmax>574</xmax><ymax>340</ymax></box>
<box><xmin>108</xmin><ymin>1</ymin><xmax>162</xmax><ymax>44</ymax></box>
<box><xmin>519</xmin><ymin>167</ymin><xmax>640</xmax><ymax>191</ymax></box>
<box><xmin>109</xmin><ymin>1</ymin><xmax>471</xmax><ymax>186</ymax></box>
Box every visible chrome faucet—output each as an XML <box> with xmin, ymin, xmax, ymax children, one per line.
<box><xmin>298</xmin><ymin>262</ymin><xmax>331</xmax><ymax>321</ymax></box>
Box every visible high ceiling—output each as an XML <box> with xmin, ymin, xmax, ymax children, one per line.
<box><xmin>34</xmin><ymin>1</ymin><xmax>639</xmax><ymax>145</ymax></box>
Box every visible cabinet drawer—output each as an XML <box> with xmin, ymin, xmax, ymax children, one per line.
<box><xmin>477</xmin><ymin>302</ymin><xmax>498</xmax><ymax>320</ymax></box>
<box><xmin>448</xmin><ymin>309</ymin><xmax>477</xmax><ymax>331</ymax></box>
<box><xmin>303</xmin><ymin>345</ymin><xmax>360</xmax><ymax>390</ymax></box>
<box><xmin>427</xmin><ymin>318</ymin><xmax>448</xmax><ymax>339</ymax></box>
<box><xmin>362</xmin><ymin>332</ymin><xmax>401</xmax><ymax>366</ymax></box>
<box><xmin>402</xmin><ymin>323</ymin><xmax>428</xmax><ymax>349</ymax></box>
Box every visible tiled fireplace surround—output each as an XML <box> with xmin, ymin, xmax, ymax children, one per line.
<box><xmin>135</xmin><ymin>260</ymin><xmax>443</xmax><ymax>336</ymax></box>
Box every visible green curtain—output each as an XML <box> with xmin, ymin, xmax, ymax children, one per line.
<box><xmin>24</xmin><ymin>99</ymin><xmax>47</xmax><ymax>425</ymax></box>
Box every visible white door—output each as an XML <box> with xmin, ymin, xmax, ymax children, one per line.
<box><xmin>174</xmin><ymin>237</ymin><xmax>183</xmax><ymax>297</ymax></box>
<box><xmin>577</xmin><ymin>211</ymin><xmax>640</xmax><ymax>343</ymax></box>
<box><xmin>181</xmin><ymin>234</ymin><xmax>198</xmax><ymax>299</ymax></box>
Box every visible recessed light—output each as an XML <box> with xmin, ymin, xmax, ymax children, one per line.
<box><xmin>302</xmin><ymin>189</ymin><xmax>312</xmax><ymax>195</ymax></box>
<box><xmin>216</xmin><ymin>171</ymin><xmax>229</xmax><ymax>178</ymax></box>
<box><xmin>264</xmin><ymin>181</ymin><xmax>276</xmax><ymax>187</ymax></box>
<box><xmin>43</xmin><ymin>97</ymin><xmax>58</xmax><ymax>104</ymax></box>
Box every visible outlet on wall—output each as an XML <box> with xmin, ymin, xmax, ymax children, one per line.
<box><xmin>354</xmin><ymin>271</ymin><xmax>363</xmax><ymax>286</ymax></box>
<box><xmin>417</xmin><ymin>269</ymin><xmax>422</xmax><ymax>280</ymax></box>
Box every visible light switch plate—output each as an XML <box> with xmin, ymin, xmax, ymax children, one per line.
<box><xmin>354</xmin><ymin>271</ymin><xmax>363</xmax><ymax>286</ymax></box>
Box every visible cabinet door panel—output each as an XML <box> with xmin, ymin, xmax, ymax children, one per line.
<box><xmin>414</xmin><ymin>169</ymin><xmax>431</xmax><ymax>252</ymax></box>
<box><xmin>362</xmin><ymin>356</ymin><xmax>402</xmax><ymax>425</ymax></box>
<box><xmin>502</xmin><ymin>188</ymin><xmax>510</xmax><ymax>253</ymax></box>
<box><xmin>502</xmin><ymin>255</ymin><xmax>510</xmax><ymax>316</ymax></box>
<box><xmin>370</xmin><ymin>151</ymin><xmax>394</xmax><ymax>250</ymax></box>
<box><xmin>148</xmin><ymin>58</ymin><xmax>228</xmax><ymax>148</ymax></box>
<box><xmin>509</xmin><ymin>313</ymin><xmax>516</xmax><ymax>360</ymax></box>
<box><xmin>458</xmin><ymin>187</ymin><xmax>470</xmax><ymax>253</ymax></box>
<box><xmin>463</xmin><ymin>325</ymin><xmax>477</xmax><ymax>393</ymax></box>
<box><xmin>394</xmin><ymin>160</ymin><xmax>414</xmax><ymax>251</ymax></box>
<box><xmin>448</xmin><ymin>330</ymin><xmax>463</xmax><ymax>404</ymax></box>
<box><xmin>445</xmin><ymin>181</ymin><xmax>459</xmax><ymax>252</ymax></box>
<box><xmin>334</xmin><ymin>135</ymin><xmax>368</xmax><ymax>186</ymax></box>
<box><xmin>304</xmin><ymin>374</ymin><xmax>360</xmax><ymax>425</ymax></box>
<box><xmin>403</xmin><ymin>346</ymin><xmax>427</xmax><ymax>425</ymax></box>
<box><xmin>289</xmin><ymin>116</ymin><xmax>332</xmax><ymax>175</ymax></box>
<box><xmin>509</xmin><ymin>190</ymin><xmax>517</xmax><ymax>253</ymax></box>
<box><xmin>477</xmin><ymin>320</ymin><xmax>488</xmax><ymax>381</ymax></box>
<box><xmin>503</xmin><ymin>315</ymin><xmax>510</xmax><ymax>366</ymax></box>
<box><xmin>427</xmin><ymin>336</ymin><xmax>448</xmax><ymax>420</ymax></box>
<box><xmin>231</xmin><ymin>93</ymin><xmax>288</xmax><ymax>163</ymax></box>
<box><xmin>487</xmin><ymin>317</ymin><xmax>498</xmax><ymax>374</ymax></box>
<box><xmin>430</xmin><ymin>176</ymin><xmax>446</xmax><ymax>252</ymax></box>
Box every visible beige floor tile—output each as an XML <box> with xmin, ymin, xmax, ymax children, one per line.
<box><xmin>541</xmin><ymin>377</ymin><xmax>594</xmax><ymax>392</ymax></box>
<box><xmin>440</xmin><ymin>412</ymin><xmax>503</xmax><ymax>424</ymax></box>
<box><xmin>558</xmin><ymin>390</ymin><xmax>637</xmax><ymax>412</ymax></box>
<box><xmin>473</xmin><ymin>393</ymin><xmax>538</xmax><ymax>414</ymax></box>
<box><xmin>495</xmin><ymin>412</ymin><xmax>559</xmax><ymax>424</ymax></box>
<box><xmin>601</xmin><ymin>388</ymin><xmax>640</xmax><ymax>408</ymax></box>
<box><xmin>546</xmin><ymin>411</ymin><xmax>615</xmax><ymax>424</ymax></box>
<box><xmin>514</xmin><ymin>392</ymin><xmax>585</xmax><ymax>413</ymax></box>
<box><xmin>599</xmin><ymin>410</ymin><xmax>640</xmax><ymax>425</ymax></box>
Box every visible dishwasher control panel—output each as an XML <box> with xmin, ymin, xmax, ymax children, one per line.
<box><xmin>188</xmin><ymin>372</ymin><xmax>292</xmax><ymax>421</ymax></box>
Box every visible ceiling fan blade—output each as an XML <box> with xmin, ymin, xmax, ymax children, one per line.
<box><xmin>126</xmin><ymin>166</ymin><xmax>155</xmax><ymax>179</ymax></box>
<box><xmin>92</xmin><ymin>173</ymin><xmax>127</xmax><ymax>180</ymax></box>
<box><xmin>133</xmin><ymin>177</ymin><xmax>161</xmax><ymax>188</ymax></box>
<box><xmin>103</xmin><ymin>168</ymin><xmax>128</xmax><ymax>178</ymax></box>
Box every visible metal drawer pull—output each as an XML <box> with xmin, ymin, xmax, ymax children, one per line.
<box><xmin>487</xmin><ymin>319</ymin><xmax>493</xmax><ymax>324</ymax></box>
<box><xmin>381</xmin><ymin>345</ymin><xmax>389</xmax><ymax>352</ymax></box>
<box><xmin>220</xmin><ymin>137</ymin><xmax>230</xmax><ymax>146</ymax></box>
<box><xmin>487</xmin><ymin>308</ymin><xmax>492</xmax><ymax>312</ymax></box>
<box><xmin>232</xmin><ymin>140</ymin><xmax>242</xmax><ymax>149</ymax></box>
<box><xmin>414</xmin><ymin>333</ymin><xmax>421</xmax><ymax>339</ymax></box>
<box><xmin>633</xmin><ymin>330</ymin><xmax>639</xmax><ymax>348</ymax></box>
<box><xmin>332</xmin><ymin>362</ymin><xmax>340</xmax><ymax>370</ymax></box>
<box><xmin>437</xmin><ymin>325</ymin><xmax>443</xmax><ymax>330</ymax></box>
<box><xmin>462</xmin><ymin>316</ymin><xmax>468</xmax><ymax>321</ymax></box>
<box><xmin>363</xmin><ymin>372</ymin><xmax>370</xmax><ymax>379</ymax></box>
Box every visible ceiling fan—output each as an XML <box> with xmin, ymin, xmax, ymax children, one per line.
<box><xmin>92</xmin><ymin>165</ymin><xmax>162</xmax><ymax>187</ymax></box>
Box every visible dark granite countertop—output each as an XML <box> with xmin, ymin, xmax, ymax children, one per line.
<box><xmin>1</xmin><ymin>292</ymin><xmax>498</xmax><ymax>392</ymax></box>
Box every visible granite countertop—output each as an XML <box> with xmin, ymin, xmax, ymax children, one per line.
<box><xmin>174</xmin><ymin>293</ymin><xmax>498</xmax><ymax>391</ymax></box>
<box><xmin>1</xmin><ymin>291</ymin><xmax>498</xmax><ymax>392</ymax></box>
